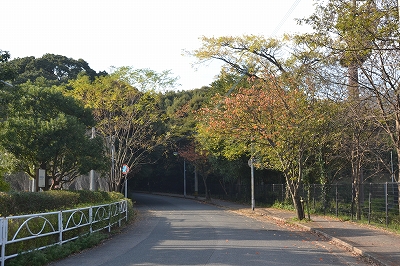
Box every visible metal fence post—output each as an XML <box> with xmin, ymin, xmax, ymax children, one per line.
<box><xmin>1</xmin><ymin>218</ymin><xmax>6</xmax><ymax>266</ymax></box>
<box><xmin>351</xmin><ymin>183</ymin><xmax>354</xmax><ymax>221</ymax></box>
<box><xmin>125</xmin><ymin>200</ymin><xmax>128</xmax><ymax>222</ymax></box>
<box><xmin>335</xmin><ymin>184</ymin><xmax>339</xmax><ymax>217</ymax></box>
<box><xmin>313</xmin><ymin>184</ymin><xmax>316</xmax><ymax>210</ymax></box>
<box><xmin>108</xmin><ymin>203</ymin><xmax>111</xmax><ymax>233</ymax></box>
<box><xmin>368</xmin><ymin>191</ymin><xmax>371</xmax><ymax>224</ymax></box>
<box><xmin>118</xmin><ymin>202</ymin><xmax>122</xmax><ymax>227</ymax></box>
<box><xmin>385</xmin><ymin>182</ymin><xmax>389</xmax><ymax>227</ymax></box>
<box><xmin>58</xmin><ymin>211</ymin><xmax>63</xmax><ymax>245</ymax></box>
<box><xmin>89</xmin><ymin>206</ymin><xmax>93</xmax><ymax>234</ymax></box>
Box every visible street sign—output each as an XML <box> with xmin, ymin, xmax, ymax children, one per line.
<box><xmin>38</xmin><ymin>169</ymin><xmax>46</xmax><ymax>188</ymax></box>
<box><xmin>121</xmin><ymin>164</ymin><xmax>130</xmax><ymax>174</ymax></box>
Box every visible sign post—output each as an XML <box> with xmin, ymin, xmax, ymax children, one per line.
<box><xmin>248</xmin><ymin>158</ymin><xmax>255</xmax><ymax>211</ymax></box>
<box><xmin>121</xmin><ymin>164</ymin><xmax>130</xmax><ymax>198</ymax></box>
<box><xmin>38</xmin><ymin>169</ymin><xmax>46</xmax><ymax>190</ymax></box>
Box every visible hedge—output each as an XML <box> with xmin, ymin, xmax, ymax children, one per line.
<box><xmin>0</xmin><ymin>190</ymin><xmax>126</xmax><ymax>217</ymax></box>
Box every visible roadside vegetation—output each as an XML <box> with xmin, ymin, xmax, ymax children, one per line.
<box><xmin>1</xmin><ymin>0</ymin><xmax>399</xmax><ymax>230</ymax></box>
<box><xmin>1</xmin><ymin>190</ymin><xmax>134</xmax><ymax>266</ymax></box>
<box><xmin>7</xmin><ymin>232</ymin><xmax>109</xmax><ymax>266</ymax></box>
<box><xmin>0</xmin><ymin>190</ymin><xmax>129</xmax><ymax>216</ymax></box>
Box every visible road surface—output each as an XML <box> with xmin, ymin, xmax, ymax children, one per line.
<box><xmin>51</xmin><ymin>193</ymin><xmax>370</xmax><ymax>266</ymax></box>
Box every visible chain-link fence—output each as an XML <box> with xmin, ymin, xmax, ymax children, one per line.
<box><xmin>222</xmin><ymin>182</ymin><xmax>400</xmax><ymax>227</ymax></box>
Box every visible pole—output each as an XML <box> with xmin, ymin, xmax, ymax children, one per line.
<box><xmin>124</xmin><ymin>175</ymin><xmax>128</xmax><ymax>198</ymax></box>
<box><xmin>173</xmin><ymin>152</ymin><xmax>186</xmax><ymax>197</ymax></box>
<box><xmin>184</xmin><ymin>158</ymin><xmax>186</xmax><ymax>198</ymax></box>
<box><xmin>31</xmin><ymin>178</ymin><xmax>35</xmax><ymax>192</ymax></box>
<box><xmin>335</xmin><ymin>184</ymin><xmax>339</xmax><ymax>217</ymax></box>
<box><xmin>251</xmin><ymin>157</ymin><xmax>255</xmax><ymax>211</ymax></box>
<box><xmin>385</xmin><ymin>182</ymin><xmax>389</xmax><ymax>227</ymax></box>
<box><xmin>194</xmin><ymin>165</ymin><xmax>198</xmax><ymax>198</ymax></box>
<box><xmin>398</xmin><ymin>0</ymin><xmax>400</xmax><ymax>23</ymax></box>
<box><xmin>90</xmin><ymin>127</ymin><xmax>96</xmax><ymax>191</ymax></box>
<box><xmin>391</xmin><ymin>151</ymin><xmax>394</xmax><ymax>183</ymax></box>
<box><xmin>348</xmin><ymin>0</ymin><xmax>360</xmax><ymax>101</ymax></box>
<box><xmin>111</xmin><ymin>136</ymin><xmax>115</xmax><ymax>191</ymax></box>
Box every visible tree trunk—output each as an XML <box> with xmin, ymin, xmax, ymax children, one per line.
<box><xmin>397</xmin><ymin>148</ymin><xmax>400</xmax><ymax>215</ymax></box>
<box><xmin>292</xmin><ymin>192</ymin><xmax>305</xmax><ymax>220</ymax></box>
<box><xmin>348</xmin><ymin>63</ymin><xmax>359</xmax><ymax>101</ymax></box>
<box><xmin>194</xmin><ymin>165</ymin><xmax>198</xmax><ymax>198</ymax></box>
<box><xmin>287</xmin><ymin>179</ymin><xmax>304</xmax><ymax>220</ymax></box>
<box><xmin>351</xmin><ymin>145</ymin><xmax>362</xmax><ymax>220</ymax></box>
<box><xmin>202</xmin><ymin>174</ymin><xmax>210</xmax><ymax>200</ymax></box>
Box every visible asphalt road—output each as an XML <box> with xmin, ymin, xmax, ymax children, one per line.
<box><xmin>51</xmin><ymin>193</ymin><xmax>371</xmax><ymax>266</ymax></box>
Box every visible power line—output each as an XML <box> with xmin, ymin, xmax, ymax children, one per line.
<box><xmin>271</xmin><ymin>0</ymin><xmax>302</xmax><ymax>36</ymax></box>
<box><xmin>0</xmin><ymin>80</ymin><xmax>13</xmax><ymax>87</ymax></box>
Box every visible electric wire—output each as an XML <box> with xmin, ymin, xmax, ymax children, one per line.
<box><xmin>271</xmin><ymin>0</ymin><xmax>302</xmax><ymax>36</ymax></box>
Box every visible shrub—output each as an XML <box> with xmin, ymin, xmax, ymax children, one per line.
<box><xmin>75</xmin><ymin>190</ymin><xmax>111</xmax><ymax>204</ymax></box>
<box><xmin>0</xmin><ymin>190</ymin><xmax>126</xmax><ymax>216</ymax></box>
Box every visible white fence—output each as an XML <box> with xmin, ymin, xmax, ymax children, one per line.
<box><xmin>0</xmin><ymin>200</ymin><xmax>128</xmax><ymax>266</ymax></box>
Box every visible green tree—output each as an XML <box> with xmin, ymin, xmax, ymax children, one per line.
<box><xmin>67</xmin><ymin>68</ymin><xmax>176</xmax><ymax>192</ymax></box>
<box><xmin>0</xmin><ymin>50</ymin><xmax>17</xmax><ymax>121</ymax></box>
<box><xmin>112</xmin><ymin>66</ymin><xmax>179</xmax><ymax>92</ymax></box>
<box><xmin>0</xmin><ymin>146</ymin><xmax>13</xmax><ymax>191</ymax></box>
<box><xmin>0</xmin><ymin>81</ymin><xmax>107</xmax><ymax>189</ymax></box>
<box><xmin>296</xmin><ymin>0</ymin><xmax>400</xmax><ymax>218</ymax></box>
<box><xmin>5</xmin><ymin>53</ymin><xmax>103</xmax><ymax>86</ymax></box>
<box><xmin>0</xmin><ymin>50</ymin><xmax>17</xmax><ymax>84</ymax></box>
<box><xmin>193</xmin><ymin>35</ymin><xmax>341</xmax><ymax>219</ymax></box>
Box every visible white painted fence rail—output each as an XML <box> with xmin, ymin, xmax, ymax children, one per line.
<box><xmin>0</xmin><ymin>200</ymin><xmax>128</xmax><ymax>266</ymax></box>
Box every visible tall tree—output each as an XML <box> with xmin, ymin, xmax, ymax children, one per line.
<box><xmin>193</xmin><ymin>35</ymin><xmax>335</xmax><ymax>219</ymax></box>
<box><xmin>5</xmin><ymin>53</ymin><xmax>102</xmax><ymax>86</ymax></box>
<box><xmin>0</xmin><ymin>50</ymin><xmax>16</xmax><ymax>85</ymax></box>
<box><xmin>197</xmin><ymin>77</ymin><xmax>337</xmax><ymax>219</ymax></box>
<box><xmin>67</xmin><ymin>68</ymin><xmax>176</xmax><ymax>192</ymax></box>
<box><xmin>0</xmin><ymin>50</ymin><xmax>17</xmax><ymax>121</ymax></box>
<box><xmin>296</xmin><ymin>0</ymin><xmax>400</xmax><ymax>216</ymax></box>
<box><xmin>0</xmin><ymin>146</ymin><xmax>13</xmax><ymax>192</ymax></box>
<box><xmin>0</xmin><ymin>81</ymin><xmax>106</xmax><ymax>189</ymax></box>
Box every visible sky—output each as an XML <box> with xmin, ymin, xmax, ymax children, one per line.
<box><xmin>2</xmin><ymin>0</ymin><xmax>316</xmax><ymax>90</ymax></box>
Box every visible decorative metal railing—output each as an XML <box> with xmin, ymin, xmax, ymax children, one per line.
<box><xmin>0</xmin><ymin>200</ymin><xmax>128</xmax><ymax>266</ymax></box>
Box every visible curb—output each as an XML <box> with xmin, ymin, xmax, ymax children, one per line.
<box><xmin>289</xmin><ymin>222</ymin><xmax>387</xmax><ymax>266</ymax></box>
<box><xmin>147</xmin><ymin>193</ymin><xmax>389</xmax><ymax>266</ymax></box>
<box><xmin>210</xmin><ymin>199</ymin><xmax>389</xmax><ymax>266</ymax></box>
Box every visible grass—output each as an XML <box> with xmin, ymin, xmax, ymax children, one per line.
<box><xmin>269</xmin><ymin>199</ymin><xmax>400</xmax><ymax>234</ymax></box>
<box><xmin>6</xmin><ymin>232</ymin><xmax>109</xmax><ymax>266</ymax></box>
<box><xmin>271</xmin><ymin>201</ymin><xmax>295</xmax><ymax>211</ymax></box>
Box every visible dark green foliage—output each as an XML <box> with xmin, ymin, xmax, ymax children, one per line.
<box><xmin>0</xmin><ymin>83</ymin><xmax>108</xmax><ymax>187</ymax></box>
<box><xmin>0</xmin><ymin>50</ymin><xmax>17</xmax><ymax>84</ymax></box>
<box><xmin>74</xmin><ymin>190</ymin><xmax>111</xmax><ymax>204</ymax></box>
<box><xmin>4</xmin><ymin>54</ymin><xmax>101</xmax><ymax>86</ymax></box>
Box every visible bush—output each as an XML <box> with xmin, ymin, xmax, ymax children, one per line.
<box><xmin>0</xmin><ymin>190</ymin><xmax>126</xmax><ymax>216</ymax></box>
<box><xmin>75</xmin><ymin>190</ymin><xmax>111</xmax><ymax>204</ymax></box>
<box><xmin>1</xmin><ymin>190</ymin><xmax>133</xmax><ymax>266</ymax></box>
<box><xmin>0</xmin><ymin>192</ymin><xmax>12</xmax><ymax>217</ymax></box>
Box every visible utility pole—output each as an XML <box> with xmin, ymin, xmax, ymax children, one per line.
<box><xmin>347</xmin><ymin>0</ymin><xmax>375</xmax><ymax>100</ymax></box>
<box><xmin>348</xmin><ymin>0</ymin><xmax>361</xmax><ymax>101</ymax></box>
<box><xmin>249</xmin><ymin>140</ymin><xmax>255</xmax><ymax>211</ymax></box>
<box><xmin>89</xmin><ymin>127</ymin><xmax>96</xmax><ymax>191</ymax></box>
<box><xmin>250</xmin><ymin>157</ymin><xmax>255</xmax><ymax>211</ymax></box>
<box><xmin>398</xmin><ymin>0</ymin><xmax>400</xmax><ymax>23</ymax></box>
